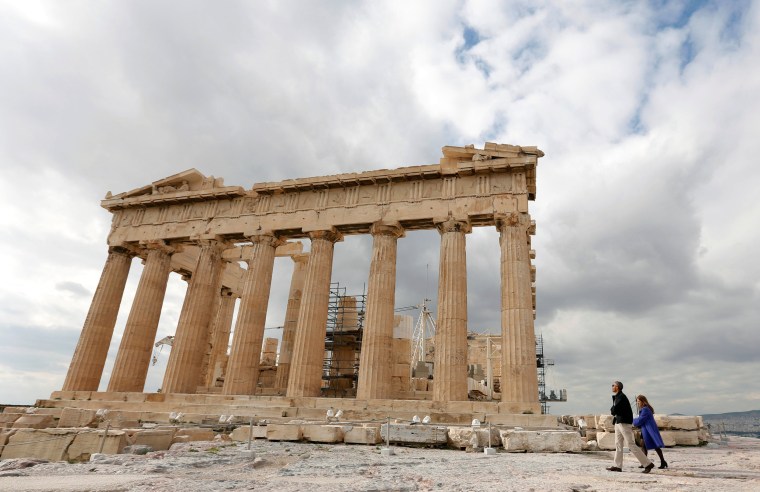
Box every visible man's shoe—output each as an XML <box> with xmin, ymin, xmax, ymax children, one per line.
<box><xmin>606</xmin><ymin>466</ymin><xmax>622</xmax><ymax>472</ymax></box>
<box><xmin>642</xmin><ymin>463</ymin><xmax>654</xmax><ymax>474</ymax></box>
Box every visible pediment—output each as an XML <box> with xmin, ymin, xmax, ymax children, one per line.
<box><xmin>102</xmin><ymin>168</ymin><xmax>245</xmax><ymax>210</ymax></box>
<box><xmin>109</xmin><ymin>169</ymin><xmax>220</xmax><ymax>199</ymax></box>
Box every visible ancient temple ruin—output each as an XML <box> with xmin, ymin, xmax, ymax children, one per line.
<box><xmin>56</xmin><ymin>142</ymin><xmax>545</xmax><ymax>418</ymax></box>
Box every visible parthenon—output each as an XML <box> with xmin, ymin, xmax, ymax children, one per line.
<box><xmin>59</xmin><ymin>142</ymin><xmax>544</xmax><ymax>416</ymax></box>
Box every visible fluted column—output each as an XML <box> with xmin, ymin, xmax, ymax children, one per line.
<box><xmin>497</xmin><ymin>213</ymin><xmax>539</xmax><ymax>409</ymax></box>
<box><xmin>286</xmin><ymin>229</ymin><xmax>342</xmax><ymax>397</ymax></box>
<box><xmin>107</xmin><ymin>242</ymin><xmax>174</xmax><ymax>392</ymax></box>
<box><xmin>162</xmin><ymin>237</ymin><xmax>226</xmax><ymax>394</ymax></box>
<box><xmin>63</xmin><ymin>246</ymin><xmax>133</xmax><ymax>391</ymax></box>
<box><xmin>356</xmin><ymin>223</ymin><xmax>404</xmax><ymax>399</ymax></box>
<box><xmin>203</xmin><ymin>288</ymin><xmax>237</xmax><ymax>387</ymax></box>
<box><xmin>433</xmin><ymin>219</ymin><xmax>470</xmax><ymax>402</ymax></box>
<box><xmin>223</xmin><ymin>233</ymin><xmax>283</xmax><ymax>395</ymax></box>
<box><xmin>274</xmin><ymin>253</ymin><xmax>309</xmax><ymax>391</ymax></box>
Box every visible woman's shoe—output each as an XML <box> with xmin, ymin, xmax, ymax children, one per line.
<box><xmin>658</xmin><ymin>462</ymin><xmax>668</xmax><ymax>469</ymax></box>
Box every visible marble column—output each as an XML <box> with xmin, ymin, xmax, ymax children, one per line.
<box><xmin>108</xmin><ymin>242</ymin><xmax>174</xmax><ymax>392</ymax></box>
<box><xmin>223</xmin><ymin>234</ymin><xmax>282</xmax><ymax>395</ymax></box>
<box><xmin>356</xmin><ymin>222</ymin><xmax>404</xmax><ymax>400</ymax></box>
<box><xmin>433</xmin><ymin>219</ymin><xmax>471</xmax><ymax>402</ymax></box>
<box><xmin>162</xmin><ymin>237</ymin><xmax>226</xmax><ymax>394</ymax></box>
<box><xmin>274</xmin><ymin>253</ymin><xmax>309</xmax><ymax>391</ymax></box>
<box><xmin>497</xmin><ymin>212</ymin><xmax>539</xmax><ymax>409</ymax></box>
<box><xmin>203</xmin><ymin>288</ymin><xmax>237</xmax><ymax>388</ymax></box>
<box><xmin>63</xmin><ymin>246</ymin><xmax>133</xmax><ymax>391</ymax></box>
<box><xmin>286</xmin><ymin>229</ymin><xmax>342</xmax><ymax>397</ymax></box>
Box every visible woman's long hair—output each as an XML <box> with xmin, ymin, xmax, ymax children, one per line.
<box><xmin>636</xmin><ymin>394</ymin><xmax>654</xmax><ymax>414</ymax></box>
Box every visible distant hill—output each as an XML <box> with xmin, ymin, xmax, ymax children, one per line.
<box><xmin>701</xmin><ymin>410</ymin><xmax>760</xmax><ymax>438</ymax></box>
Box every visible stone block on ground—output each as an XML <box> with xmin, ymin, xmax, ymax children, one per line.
<box><xmin>131</xmin><ymin>428</ymin><xmax>176</xmax><ymax>451</ymax></box>
<box><xmin>68</xmin><ymin>430</ymin><xmax>127</xmax><ymax>461</ymax></box>
<box><xmin>380</xmin><ymin>424</ymin><xmax>448</xmax><ymax>445</ymax></box>
<box><xmin>57</xmin><ymin>408</ymin><xmax>97</xmax><ymax>428</ymax></box>
<box><xmin>0</xmin><ymin>429</ymin><xmax>76</xmax><ymax>461</ymax></box>
<box><xmin>500</xmin><ymin>429</ymin><xmax>583</xmax><ymax>453</ymax></box>
<box><xmin>484</xmin><ymin>414</ymin><xmax>558</xmax><ymax>428</ymax></box>
<box><xmin>447</xmin><ymin>426</ymin><xmax>500</xmax><ymax>449</ymax></box>
<box><xmin>659</xmin><ymin>430</ymin><xmax>677</xmax><ymax>447</ymax></box>
<box><xmin>594</xmin><ymin>431</ymin><xmax>616</xmax><ymax>450</ymax></box>
<box><xmin>230</xmin><ymin>425</ymin><xmax>268</xmax><ymax>442</ymax></box>
<box><xmin>0</xmin><ymin>413</ymin><xmax>22</xmax><ymax>428</ymax></box>
<box><xmin>667</xmin><ymin>416</ymin><xmax>699</xmax><ymax>431</ymax></box>
<box><xmin>302</xmin><ymin>424</ymin><xmax>344</xmax><ymax>443</ymax></box>
<box><xmin>596</xmin><ymin>415</ymin><xmax>614</xmax><ymax>432</ymax></box>
<box><xmin>266</xmin><ymin>424</ymin><xmax>302</xmax><ymax>441</ymax></box>
<box><xmin>173</xmin><ymin>427</ymin><xmax>216</xmax><ymax>443</ymax></box>
<box><xmin>343</xmin><ymin>424</ymin><xmax>382</xmax><ymax>444</ymax></box>
<box><xmin>12</xmin><ymin>414</ymin><xmax>55</xmax><ymax>429</ymax></box>
<box><xmin>666</xmin><ymin>430</ymin><xmax>700</xmax><ymax>446</ymax></box>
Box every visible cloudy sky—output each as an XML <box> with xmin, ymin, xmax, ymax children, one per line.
<box><xmin>1</xmin><ymin>0</ymin><xmax>758</xmax><ymax>417</ymax></box>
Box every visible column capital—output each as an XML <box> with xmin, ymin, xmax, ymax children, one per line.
<box><xmin>370</xmin><ymin>222</ymin><xmax>405</xmax><ymax>239</ymax></box>
<box><xmin>140</xmin><ymin>239</ymin><xmax>180</xmax><ymax>255</ymax></box>
<box><xmin>434</xmin><ymin>218</ymin><xmax>471</xmax><ymax>235</ymax></box>
<box><xmin>108</xmin><ymin>244</ymin><xmax>136</xmax><ymax>257</ymax></box>
<box><xmin>191</xmin><ymin>235</ymin><xmax>231</xmax><ymax>254</ymax></box>
<box><xmin>245</xmin><ymin>233</ymin><xmax>285</xmax><ymax>249</ymax></box>
<box><xmin>308</xmin><ymin>229</ymin><xmax>343</xmax><ymax>243</ymax></box>
<box><xmin>495</xmin><ymin>212</ymin><xmax>530</xmax><ymax>231</ymax></box>
<box><xmin>291</xmin><ymin>252</ymin><xmax>310</xmax><ymax>265</ymax></box>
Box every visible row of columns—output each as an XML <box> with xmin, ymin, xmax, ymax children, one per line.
<box><xmin>63</xmin><ymin>213</ymin><xmax>537</xmax><ymax>405</ymax></box>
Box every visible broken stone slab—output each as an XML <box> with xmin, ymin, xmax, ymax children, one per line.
<box><xmin>230</xmin><ymin>425</ymin><xmax>268</xmax><ymax>442</ymax></box>
<box><xmin>0</xmin><ymin>413</ymin><xmax>22</xmax><ymax>429</ymax></box>
<box><xmin>57</xmin><ymin>408</ymin><xmax>97</xmax><ymax>428</ymax></box>
<box><xmin>500</xmin><ymin>429</ymin><xmax>582</xmax><ymax>453</ymax></box>
<box><xmin>302</xmin><ymin>424</ymin><xmax>344</xmax><ymax>443</ymax></box>
<box><xmin>596</xmin><ymin>415</ymin><xmax>614</xmax><ymax>432</ymax></box>
<box><xmin>11</xmin><ymin>414</ymin><xmax>55</xmax><ymax>429</ymax></box>
<box><xmin>595</xmin><ymin>431</ymin><xmax>615</xmax><ymax>450</ymax></box>
<box><xmin>447</xmin><ymin>427</ymin><xmax>500</xmax><ymax>449</ymax></box>
<box><xmin>266</xmin><ymin>424</ymin><xmax>302</xmax><ymax>441</ymax></box>
<box><xmin>67</xmin><ymin>429</ymin><xmax>127</xmax><ymax>461</ymax></box>
<box><xmin>662</xmin><ymin>430</ymin><xmax>700</xmax><ymax>446</ymax></box>
<box><xmin>380</xmin><ymin>424</ymin><xmax>448</xmax><ymax>445</ymax></box>
<box><xmin>0</xmin><ymin>429</ymin><xmax>76</xmax><ymax>461</ymax></box>
<box><xmin>130</xmin><ymin>428</ymin><xmax>176</xmax><ymax>451</ymax></box>
<box><xmin>343</xmin><ymin>424</ymin><xmax>382</xmax><ymax>445</ymax></box>
<box><xmin>173</xmin><ymin>427</ymin><xmax>216</xmax><ymax>443</ymax></box>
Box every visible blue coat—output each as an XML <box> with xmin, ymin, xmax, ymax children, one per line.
<box><xmin>633</xmin><ymin>406</ymin><xmax>664</xmax><ymax>449</ymax></box>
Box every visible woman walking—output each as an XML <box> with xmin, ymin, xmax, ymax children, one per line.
<box><xmin>634</xmin><ymin>395</ymin><xmax>668</xmax><ymax>469</ymax></box>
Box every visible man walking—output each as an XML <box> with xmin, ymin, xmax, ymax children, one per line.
<box><xmin>607</xmin><ymin>380</ymin><xmax>654</xmax><ymax>473</ymax></box>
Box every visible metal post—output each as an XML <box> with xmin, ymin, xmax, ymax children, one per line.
<box><xmin>247</xmin><ymin>417</ymin><xmax>254</xmax><ymax>451</ymax></box>
<box><xmin>98</xmin><ymin>421</ymin><xmax>110</xmax><ymax>454</ymax></box>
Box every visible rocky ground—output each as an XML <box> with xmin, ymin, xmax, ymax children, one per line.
<box><xmin>1</xmin><ymin>436</ymin><xmax>759</xmax><ymax>491</ymax></box>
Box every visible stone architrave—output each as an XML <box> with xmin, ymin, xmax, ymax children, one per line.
<box><xmin>203</xmin><ymin>288</ymin><xmax>237</xmax><ymax>388</ymax></box>
<box><xmin>356</xmin><ymin>222</ymin><xmax>404</xmax><ymax>400</ymax></box>
<box><xmin>286</xmin><ymin>229</ymin><xmax>342</xmax><ymax>397</ymax></box>
<box><xmin>433</xmin><ymin>219</ymin><xmax>471</xmax><ymax>402</ymax></box>
<box><xmin>108</xmin><ymin>241</ymin><xmax>175</xmax><ymax>392</ymax></box>
<box><xmin>497</xmin><ymin>212</ymin><xmax>540</xmax><ymax>411</ymax></box>
<box><xmin>274</xmin><ymin>253</ymin><xmax>309</xmax><ymax>391</ymax></box>
<box><xmin>62</xmin><ymin>246</ymin><xmax>133</xmax><ymax>391</ymax></box>
<box><xmin>223</xmin><ymin>233</ymin><xmax>283</xmax><ymax>395</ymax></box>
<box><xmin>162</xmin><ymin>237</ymin><xmax>226</xmax><ymax>394</ymax></box>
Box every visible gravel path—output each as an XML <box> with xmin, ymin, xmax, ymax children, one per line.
<box><xmin>1</xmin><ymin>437</ymin><xmax>758</xmax><ymax>491</ymax></box>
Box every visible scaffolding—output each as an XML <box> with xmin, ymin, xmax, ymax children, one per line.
<box><xmin>321</xmin><ymin>282</ymin><xmax>366</xmax><ymax>397</ymax></box>
<box><xmin>536</xmin><ymin>334</ymin><xmax>567</xmax><ymax>414</ymax></box>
